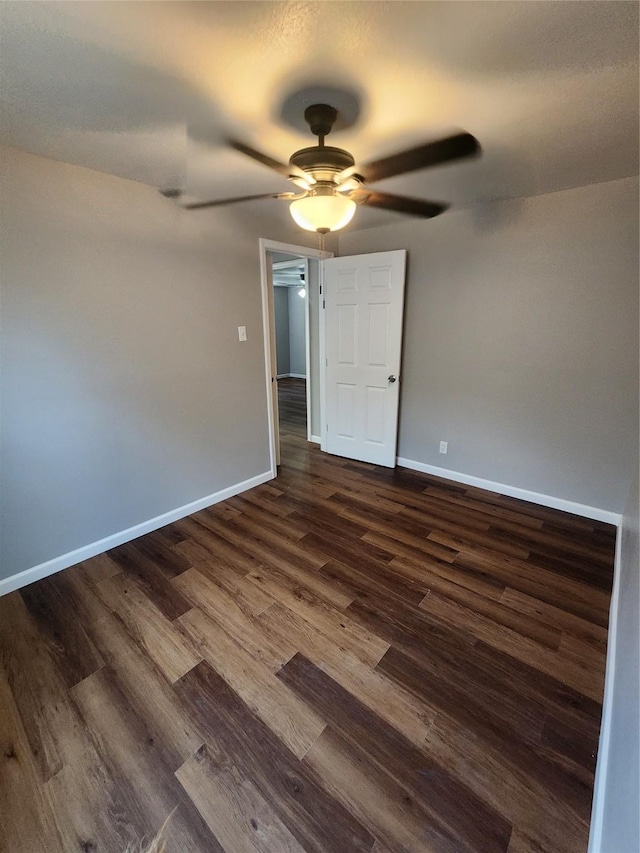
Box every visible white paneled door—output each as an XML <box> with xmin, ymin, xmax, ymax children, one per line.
<box><xmin>323</xmin><ymin>250</ymin><xmax>407</xmax><ymax>467</ymax></box>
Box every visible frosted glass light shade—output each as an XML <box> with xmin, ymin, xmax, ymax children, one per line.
<box><xmin>290</xmin><ymin>193</ymin><xmax>356</xmax><ymax>233</ymax></box>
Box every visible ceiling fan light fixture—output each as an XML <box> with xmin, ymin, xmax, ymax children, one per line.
<box><xmin>289</xmin><ymin>188</ymin><xmax>356</xmax><ymax>234</ymax></box>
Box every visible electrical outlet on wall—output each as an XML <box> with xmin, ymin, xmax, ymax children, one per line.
<box><xmin>238</xmin><ymin>326</ymin><xmax>247</xmax><ymax>341</ymax></box>
<box><xmin>439</xmin><ymin>441</ymin><xmax>448</xmax><ymax>454</ymax></box>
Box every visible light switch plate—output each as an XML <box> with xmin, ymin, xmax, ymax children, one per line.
<box><xmin>238</xmin><ymin>326</ymin><xmax>247</xmax><ymax>342</ymax></box>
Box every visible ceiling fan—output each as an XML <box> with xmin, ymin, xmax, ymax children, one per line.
<box><xmin>163</xmin><ymin>104</ymin><xmax>480</xmax><ymax>234</ymax></box>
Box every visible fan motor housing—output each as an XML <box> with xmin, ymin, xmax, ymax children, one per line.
<box><xmin>290</xmin><ymin>145</ymin><xmax>355</xmax><ymax>179</ymax></box>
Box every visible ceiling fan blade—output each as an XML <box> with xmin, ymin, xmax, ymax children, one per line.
<box><xmin>184</xmin><ymin>192</ymin><xmax>288</xmax><ymax>210</ymax></box>
<box><xmin>227</xmin><ymin>138</ymin><xmax>290</xmax><ymax>176</ymax></box>
<box><xmin>227</xmin><ymin>138</ymin><xmax>312</xmax><ymax>185</ymax></box>
<box><xmin>159</xmin><ymin>188</ymin><xmax>182</xmax><ymax>199</ymax></box>
<box><xmin>356</xmin><ymin>132</ymin><xmax>480</xmax><ymax>183</ymax></box>
<box><xmin>359</xmin><ymin>191</ymin><xmax>447</xmax><ymax>218</ymax></box>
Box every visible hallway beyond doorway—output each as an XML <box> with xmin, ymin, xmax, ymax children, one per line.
<box><xmin>278</xmin><ymin>377</ymin><xmax>307</xmax><ymax>441</ymax></box>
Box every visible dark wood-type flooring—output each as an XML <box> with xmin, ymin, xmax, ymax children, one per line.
<box><xmin>278</xmin><ymin>377</ymin><xmax>308</xmax><ymax>439</ymax></box>
<box><xmin>0</xmin><ymin>378</ymin><xmax>615</xmax><ymax>853</ymax></box>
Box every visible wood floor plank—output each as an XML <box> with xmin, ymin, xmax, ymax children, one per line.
<box><xmin>525</xmin><ymin>548</ymin><xmax>612</xmax><ymax>591</ymax></box>
<box><xmin>142</xmin><ymin>523</ymin><xmax>189</xmax><ymax>549</ymax></box>
<box><xmin>225</xmin><ymin>495</ymin><xmax>308</xmax><ymax>541</ymax></box>
<box><xmin>363</xmin><ymin>528</ymin><xmax>460</xmax><ymax>564</ymax></box>
<box><xmin>295</xmin><ymin>530</ymin><xmax>401</xmax><ymax>580</ymax></box>
<box><xmin>259</xmin><ymin>602</ymin><xmax>435</xmax><ymax>747</ymax></box>
<box><xmin>428</xmin><ymin>527</ymin><xmax>532</xmax><ymax>560</ymax></box>
<box><xmin>52</xmin><ymin>564</ymin><xmax>113</xmax><ymax>626</ymax></box>
<box><xmin>174</xmin><ymin>515</ymin><xmax>264</xmax><ymax>576</ymax></box>
<box><xmin>107</xmin><ymin>541</ymin><xmax>193</xmax><ymax>619</ymax></box>
<box><xmin>177</xmin><ymin>607</ymin><xmax>326</xmax><ymax>759</ymax></box>
<box><xmin>175</xmin><ymin>660</ymin><xmax>375</xmax><ymax>853</ymax></box>
<box><xmin>44</xmin><ymin>748</ymin><xmax>147</xmax><ymax>853</ymax></box>
<box><xmin>539</xmin><ymin>713</ymin><xmax>598</xmax><ymax>783</ymax></box>
<box><xmin>229</xmin><ymin>487</ymin><xmax>294</xmax><ymax>518</ymax></box>
<box><xmin>278</xmin><ymin>653</ymin><xmax>512</xmax><ymax>852</ymax></box>
<box><xmin>418</xmin><ymin>574</ymin><xmax>562</xmax><ymax>648</ymax></box>
<box><xmin>72</xmin><ymin>667</ymin><xmax>224</xmax><ymax>853</ymax></box>
<box><xmin>173</xmin><ymin>538</ymin><xmax>275</xmax><ymax>616</ymax></box>
<box><xmin>380</xmin><ymin>627</ymin><xmax>550</xmax><ymax>750</ymax></box>
<box><xmin>500</xmin><ymin>587</ymin><xmax>607</xmax><ymax>651</ymax></box>
<box><xmin>75</xmin><ymin>552</ymin><xmax>123</xmax><ymax>585</ymax></box>
<box><xmin>0</xmin><ymin>593</ymin><xmax>66</xmax><ymax>781</ymax></box>
<box><xmin>315</xmin><ymin>555</ymin><xmax>428</xmax><ymax>606</ymax></box>
<box><xmin>20</xmin><ymin>576</ymin><xmax>104</xmax><ymax>688</ymax></box>
<box><xmin>328</xmin><ymin>483</ymin><xmax>406</xmax><ymax>515</ymax></box>
<box><xmin>85</xmin><ymin>610</ymin><xmax>205</xmax><ymax>768</ymax></box>
<box><xmin>125</xmin><ymin>533</ymin><xmax>191</xmax><ymax>579</ymax></box>
<box><xmin>453</xmin><ymin>551</ymin><xmax>611</xmax><ymax>626</ymax></box>
<box><xmin>343</xmin><ymin>488</ymin><xmax>492</xmax><ymax>535</ymax></box>
<box><xmin>303</xmin><ymin>726</ymin><xmax>463</xmax><ymax>853</ymax></box>
<box><xmin>0</xmin><ymin>597</ymin><xmax>148</xmax><ymax>851</ymax></box>
<box><xmin>378</xmin><ymin>646</ymin><xmax>594</xmax><ymax>818</ymax></box>
<box><xmin>176</xmin><ymin>743</ymin><xmax>307</xmax><ymax>853</ymax></box>
<box><xmin>346</xmin><ymin>592</ymin><xmax>478</xmax><ymax>672</ymax></box>
<box><xmin>420</xmin><ymin>591</ymin><xmax>604</xmax><ymax>701</ymax></box>
<box><xmin>210</xmin><ymin>510</ymin><xmax>329</xmax><ymax>571</ymax></box>
<box><xmin>423</xmin><ymin>486</ymin><xmax>545</xmax><ymax>530</ymax></box>
<box><xmin>172</xmin><ymin>567</ymin><xmax>296</xmax><ymax>669</ymax></box>
<box><xmin>238</xmin><ymin>543</ymin><xmax>355</xmax><ymax>611</ymax></box>
<box><xmin>424</xmin><ymin>715</ymin><xmax>590</xmax><ymax>853</ymax></box>
<box><xmin>0</xmin><ymin>667</ymin><xmax>64</xmax><ymax>853</ymax></box>
<box><xmin>452</xmin><ymin>484</ymin><xmax>604</xmax><ymax>533</ymax></box>
<box><xmin>95</xmin><ymin>572</ymin><xmax>201</xmax><ymax>683</ymax></box>
<box><xmin>247</xmin><ymin>567</ymin><xmax>390</xmax><ymax>667</ymax></box>
<box><xmin>390</xmin><ymin>552</ymin><xmax>507</xmax><ymax>600</ymax></box>
<box><xmin>453</xmin><ymin>638</ymin><xmax>602</xmax><ymax>728</ymax></box>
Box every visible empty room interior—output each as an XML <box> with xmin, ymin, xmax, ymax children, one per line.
<box><xmin>1</xmin><ymin>3</ymin><xmax>639</xmax><ymax>853</ymax></box>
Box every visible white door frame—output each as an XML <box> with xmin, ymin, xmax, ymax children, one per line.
<box><xmin>259</xmin><ymin>238</ymin><xmax>333</xmax><ymax>474</ymax></box>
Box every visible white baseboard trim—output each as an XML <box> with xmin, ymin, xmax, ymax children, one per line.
<box><xmin>587</xmin><ymin>528</ymin><xmax>624</xmax><ymax>852</ymax></box>
<box><xmin>277</xmin><ymin>373</ymin><xmax>306</xmax><ymax>380</ymax></box>
<box><xmin>309</xmin><ymin>434</ymin><xmax>321</xmax><ymax>445</ymax></box>
<box><xmin>396</xmin><ymin>457</ymin><xmax>621</xmax><ymax>526</ymax></box>
<box><xmin>0</xmin><ymin>469</ymin><xmax>275</xmax><ymax>597</ymax></box>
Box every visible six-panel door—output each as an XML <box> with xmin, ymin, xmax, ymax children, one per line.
<box><xmin>323</xmin><ymin>250</ymin><xmax>407</xmax><ymax>467</ymax></box>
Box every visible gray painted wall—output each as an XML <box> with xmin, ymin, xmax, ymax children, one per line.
<box><xmin>599</xmin><ymin>463</ymin><xmax>640</xmax><ymax>852</ymax></box>
<box><xmin>339</xmin><ymin>176</ymin><xmax>639</xmax><ymax>513</ymax></box>
<box><xmin>0</xmin><ymin>145</ymin><xmax>316</xmax><ymax>579</ymax></box>
<box><xmin>273</xmin><ymin>287</ymin><xmax>290</xmax><ymax>376</ymax></box>
<box><xmin>288</xmin><ymin>285</ymin><xmax>306</xmax><ymax>376</ymax></box>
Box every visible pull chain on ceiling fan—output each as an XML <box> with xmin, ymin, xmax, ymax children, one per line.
<box><xmin>163</xmin><ymin>104</ymin><xmax>480</xmax><ymax>233</ymax></box>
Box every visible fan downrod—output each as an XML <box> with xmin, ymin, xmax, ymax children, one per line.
<box><xmin>304</xmin><ymin>104</ymin><xmax>338</xmax><ymax>141</ymax></box>
<box><xmin>290</xmin><ymin>103</ymin><xmax>355</xmax><ymax>177</ymax></box>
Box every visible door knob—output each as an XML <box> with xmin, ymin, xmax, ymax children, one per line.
<box><xmin>388</xmin><ymin>375</ymin><xmax>397</xmax><ymax>383</ymax></box>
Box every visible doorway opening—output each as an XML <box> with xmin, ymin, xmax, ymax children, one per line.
<box><xmin>272</xmin><ymin>253</ymin><xmax>309</xmax><ymax>443</ymax></box>
<box><xmin>259</xmin><ymin>239</ymin><xmax>333</xmax><ymax>472</ymax></box>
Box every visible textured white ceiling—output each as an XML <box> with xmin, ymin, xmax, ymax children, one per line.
<box><xmin>1</xmin><ymin>1</ymin><xmax>638</xmax><ymax>231</ymax></box>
